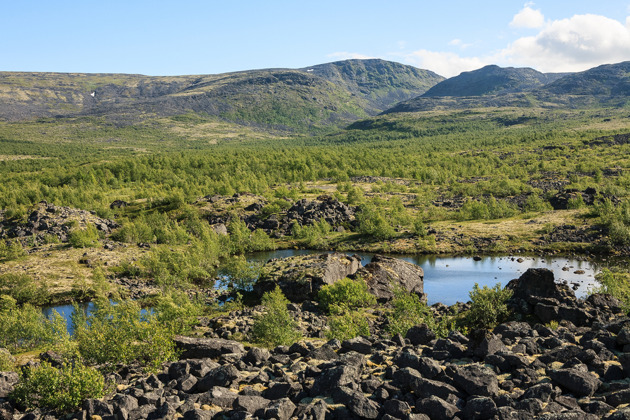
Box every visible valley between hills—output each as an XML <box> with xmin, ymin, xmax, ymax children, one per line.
<box><xmin>0</xmin><ymin>59</ymin><xmax>630</xmax><ymax>419</ymax></box>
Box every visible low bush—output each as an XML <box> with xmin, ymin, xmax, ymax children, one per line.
<box><xmin>317</xmin><ymin>277</ymin><xmax>376</xmax><ymax>313</ymax></box>
<box><xmin>0</xmin><ymin>239</ymin><xmax>26</xmax><ymax>262</ymax></box>
<box><xmin>593</xmin><ymin>268</ymin><xmax>630</xmax><ymax>311</ymax></box>
<box><xmin>251</xmin><ymin>286</ymin><xmax>301</xmax><ymax>347</ymax></box>
<box><xmin>387</xmin><ymin>287</ymin><xmax>431</xmax><ymax>337</ymax></box>
<box><xmin>463</xmin><ymin>283</ymin><xmax>513</xmax><ymax>330</ymax></box>
<box><xmin>0</xmin><ymin>273</ymin><xmax>50</xmax><ymax>305</ymax></box>
<box><xmin>325</xmin><ymin>308</ymin><xmax>370</xmax><ymax>341</ymax></box>
<box><xmin>153</xmin><ymin>290</ymin><xmax>205</xmax><ymax>334</ymax></box>
<box><xmin>11</xmin><ymin>362</ymin><xmax>104</xmax><ymax>413</ymax></box>
<box><xmin>68</xmin><ymin>224</ymin><xmax>100</xmax><ymax>248</ymax></box>
<box><xmin>0</xmin><ymin>296</ymin><xmax>65</xmax><ymax>353</ymax></box>
<box><xmin>220</xmin><ymin>255</ymin><xmax>262</xmax><ymax>291</ymax></box>
<box><xmin>71</xmin><ymin>299</ymin><xmax>178</xmax><ymax>371</ymax></box>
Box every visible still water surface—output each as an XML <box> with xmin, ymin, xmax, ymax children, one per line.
<box><xmin>44</xmin><ymin>250</ymin><xmax>600</xmax><ymax>331</ymax></box>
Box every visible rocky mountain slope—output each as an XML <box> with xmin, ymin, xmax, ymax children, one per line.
<box><xmin>0</xmin><ymin>60</ymin><xmax>442</xmax><ymax>133</ymax></box>
<box><xmin>421</xmin><ymin>65</ymin><xmax>565</xmax><ymax>98</ymax></box>
<box><xmin>384</xmin><ymin>61</ymin><xmax>630</xmax><ymax>114</ymax></box>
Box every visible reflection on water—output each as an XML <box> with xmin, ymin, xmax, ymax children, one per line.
<box><xmin>44</xmin><ymin>251</ymin><xmax>601</xmax><ymax>330</ymax></box>
<box><xmin>248</xmin><ymin>250</ymin><xmax>601</xmax><ymax>305</ymax></box>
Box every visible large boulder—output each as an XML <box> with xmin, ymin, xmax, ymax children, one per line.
<box><xmin>506</xmin><ymin>268</ymin><xmax>596</xmax><ymax>326</ymax></box>
<box><xmin>173</xmin><ymin>336</ymin><xmax>245</xmax><ymax>359</ymax></box>
<box><xmin>255</xmin><ymin>253</ymin><xmax>362</xmax><ymax>302</ymax></box>
<box><xmin>353</xmin><ymin>255</ymin><xmax>425</xmax><ymax>303</ymax></box>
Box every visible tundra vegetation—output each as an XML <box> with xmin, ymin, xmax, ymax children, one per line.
<box><xmin>1</xmin><ymin>68</ymin><xmax>630</xmax><ymax>415</ymax></box>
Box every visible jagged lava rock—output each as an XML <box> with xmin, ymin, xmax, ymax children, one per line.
<box><xmin>254</xmin><ymin>253</ymin><xmax>361</xmax><ymax>302</ymax></box>
<box><xmin>353</xmin><ymin>254</ymin><xmax>425</xmax><ymax>303</ymax></box>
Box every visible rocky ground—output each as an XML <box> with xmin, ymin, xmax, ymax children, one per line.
<box><xmin>0</xmin><ymin>268</ymin><xmax>629</xmax><ymax>419</ymax></box>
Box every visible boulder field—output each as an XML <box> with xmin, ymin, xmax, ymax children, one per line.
<box><xmin>2</xmin><ymin>265</ymin><xmax>630</xmax><ymax>419</ymax></box>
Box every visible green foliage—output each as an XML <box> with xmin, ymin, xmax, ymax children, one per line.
<box><xmin>227</xmin><ymin>218</ymin><xmax>275</xmax><ymax>254</ymax></box>
<box><xmin>251</xmin><ymin>286</ymin><xmax>301</xmax><ymax>347</ymax></box>
<box><xmin>0</xmin><ymin>297</ymin><xmax>64</xmax><ymax>353</ymax></box>
<box><xmin>567</xmin><ymin>194</ymin><xmax>585</xmax><ymax>209</ymax></box>
<box><xmin>457</xmin><ymin>197</ymin><xmax>518</xmax><ymax>221</ymax></box>
<box><xmin>464</xmin><ymin>283</ymin><xmax>513</xmax><ymax>330</ymax></box>
<box><xmin>325</xmin><ymin>310</ymin><xmax>370</xmax><ymax>341</ymax></box>
<box><xmin>292</xmin><ymin>218</ymin><xmax>333</xmax><ymax>248</ymax></box>
<box><xmin>11</xmin><ymin>362</ymin><xmax>104</xmax><ymax>413</ymax></box>
<box><xmin>71</xmin><ymin>299</ymin><xmax>178</xmax><ymax>370</ymax></box>
<box><xmin>593</xmin><ymin>268</ymin><xmax>630</xmax><ymax>311</ymax></box>
<box><xmin>317</xmin><ymin>277</ymin><xmax>376</xmax><ymax>313</ymax></box>
<box><xmin>140</xmin><ymin>240</ymin><xmax>218</xmax><ymax>288</ymax></box>
<box><xmin>220</xmin><ymin>255</ymin><xmax>262</xmax><ymax>291</ymax></box>
<box><xmin>68</xmin><ymin>224</ymin><xmax>101</xmax><ymax>248</ymax></box>
<box><xmin>0</xmin><ymin>273</ymin><xmax>50</xmax><ymax>305</ymax></box>
<box><xmin>592</xmin><ymin>199</ymin><xmax>630</xmax><ymax>246</ymax></box>
<box><xmin>0</xmin><ymin>349</ymin><xmax>14</xmax><ymax>371</ymax></box>
<box><xmin>386</xmin><ymin>287</ymin><xmax>431</xmax><ymax>337</ymax></box>
<box><xmin>524</xmin><ymin>194</ymin><xmax>553</xmax><ymax>213</ymax></box>
<box><xmin>356</xmin><ymin>204</ymin><xmax>396</xmax><ymax>240</ymax></box>
<box><xmin>0</xmin><ymin>239</ymin><xmax>26</xmax><ymax>262</ymax></box>
<box><xmin>153</xmin><ymin>290</ymin><xmax>204</xmax><ymax>334</ymax></box>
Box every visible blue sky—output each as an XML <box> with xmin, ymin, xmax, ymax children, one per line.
<box><xmin>2</xmin><ymin>1</ymin><xmax>630</xmax><ymax>77</ymax></box>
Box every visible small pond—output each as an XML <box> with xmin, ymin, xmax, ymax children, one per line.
<box><xmin>248</xmin><ymin>250</ymin><xmax>600</xmax><ymax>305</ymax></box>
<box><xmin>44</xmin><ymin>250</ymin><xmax>601</xmax><ymax>332</ymax></box>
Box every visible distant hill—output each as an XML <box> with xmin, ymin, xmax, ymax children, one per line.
<box><xmin>421</xmin><ymin>65</ymin><xmax>566</xmax><ymax>97</ymax></box>
<box><xmin>541</xmin><ymin>61</ymin><xmax>630</xmax><ymax>96</ymax></box>
<box><xmin>303</xmin><ymin>59</ymin><xmax>444</xmax><ymax>113</ymax></box>
<box><xmin>0</xmin><ymin>59</ymin><xmax>443</xmax><ymax>134</ymax></box>
<box><xmin>384</xmin><ymin>62</ymin><xmax>630</xmax><ymax>114</ymax></box>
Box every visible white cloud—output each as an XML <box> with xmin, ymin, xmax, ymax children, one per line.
<box><xmin>503</xmin><ymin>14</ymin><xmax>630</xmax><ymax>72</ymax></box>
<box><xmin>402</xmin><ymin>49</ymin><xmax>489</xmax><ymax>78</ymax></box>
<box><xmin>510</xmin><ymin>5</ymin><xmax>545</xmax><ymax>29</ymax></box>
<box><xmin>327</xmin><ymin>51</ymin><xmax>375</xmax><ymax>60</ymax></box>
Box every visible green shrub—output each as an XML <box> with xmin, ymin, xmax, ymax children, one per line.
<box><xmin>0</xmin><ymin>273</ymin><xmax>50</xmax><ymax>305</ymax></box>
<box><xmin>220</xmin><ymin>255</ymin><xmax>262</xmax><ymax>291</ymax></box>
<box><xmin>464</xmin><ymin>283</ymin><xmax>513</xmax><ymax>330</ymax></box>
<box><xmin>593</xmin><ymin>268</ymin><xmax>630</xmax><ymax>311</ymax></box>
<box><xmin>356</xmin><ymin>204</ymin><xmax>396</xmax><ymax>240</ymax></box>
<box><xmin>0</xmin><ymin>298</ymin><xmax>65</xmax><ymax>353</ymax></box>
<box><xmin>11</xmin><ymin>362</ymin><xmax>104</xmax><ymax>413</ymax></box>
<box><xmin>387</xmin><ymin>287</ymin><xmax>431</xmax><ymax>337</ymax></box>
<box><xmin>71</xmin><ymin>299</ymin><xmax>178</xmax><ymax>371</ymax></box>
<box><xmin>317</xmin><ymin>277</ymin><xmax>376</xmax><ymax>313</ymax></box>
<box><xmin>292</xmin><ymin>218</ymin><xmax>333</xmax><ymax>248</ymax></box>
<box><xmin>0</xmin><ymin>239</ymin><xmax>26</xmax><ymax>262</ymax></box>
<box><xmin>326</xmin><ymin>309</ymin><xmax>370</xmax><ymax>341</ymax></box>
<box><xmin>524</xmin><ymin>195</ymin><xmax>552</xmax><ymax>213</ymax></box>
<box><xmin>153</xmin><ymin>290</ymin><xmax>204</xmax><ymax>334</ymax></box>
<box><xmin>251</xmin><ymin>286</ymin><xmax>301</xmax><ymax>347</ymax></box>
<box><xmin>68</xmin><ymin>224</ymin><xmax>100</xmax><ymax>248</ymax></box>
<box><xmin>567</xmin><ymin>195</ymin><xmax>585</xmax><ymax>209</ymax></box>
<box><xmin>0</xmin><ymin>348</ymin><xmax>15</xmax><ymax>371</ymax></box>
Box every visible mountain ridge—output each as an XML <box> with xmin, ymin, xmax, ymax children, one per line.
<box><xmin>0</xmin><ymin>59</ymin><xmax>443</xmax><ymax>134</ymax></box>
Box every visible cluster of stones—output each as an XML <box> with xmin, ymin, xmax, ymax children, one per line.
<box><xmin>2</xmin><ymin>259</ymin><xmax>630</xmax><ymax>419</ymax></box>
<box><xmin>0</xmin><ymin>201</ymin><xmax>118</xmax><ymax>244</ymax></box>
<box><xmin>200</xmin><ymin>194</ymin><xmax>356</xmax><ymax>237</ymax></box>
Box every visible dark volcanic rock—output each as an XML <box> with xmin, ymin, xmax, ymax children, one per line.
<box><xmin>353</xmin><ymin>254</ymin><xmax>425</xmax><ymax>303</ymax></box>
<box><xmin>173</xmin><ymin>336</ymin><xmax>245</xmax><ymax>359</ymax></box>
<box><xmin>255</xmin><ymin>253</ymin><xmax>362</xmax><ymax>302</ymax></box>
<box><xmin>550</xmin><ymin>368</ymin><xmax>601</xmax><ymax>397</ymax></box>
<box><xmin>449</xmin><ymin>364</ymin><xmax>499</xmax><ymax>397</ymax></box>
<box><xmin>405</xmin><ymin>324</ymin><xmax>436</xmax><ymax>346</ymax></box>
<box><xmin>507</xmin><ymin>268</ymin><xmax>596</xmax><ymax>326</ymax></box>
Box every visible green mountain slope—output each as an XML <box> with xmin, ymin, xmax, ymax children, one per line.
<box><xmin>303</xmin><ymin>59</ymin><xmax>444</xmax><ymax>113</ymax></box>
<box><xmin>0</xmin><ymin>60</ymin><xmax>443</xmax><ymax>134</ymax></box>
<box><xmin>421</xmin><ymin>65</ymin><xmax>565</xmax><ymax>97</ymax></box>
<box><xmin>384</xmin><ymin>62</ymin><xmax>630</xmax><ymax>114</ymax></box>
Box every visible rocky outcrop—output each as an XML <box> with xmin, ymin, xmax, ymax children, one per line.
<box><xmin>0</xmin><ymin>201</ymin><xmax>118</xmax><ymax>244</ymax></box>
<box><xmin>507</xmin><ymin>268</ymin><xmax>625</xmax><ymax>326</ymax></box>
<box><xmin>353</xmin><ymin>255</ymin><xmax>425</xmax><ymax>303</ymax></box>
<box><xmin>254</xmin><ymin>253</ymin><xmax>361</xmax><ymax>302</ymax></box>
